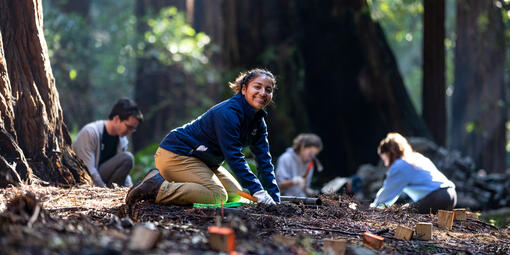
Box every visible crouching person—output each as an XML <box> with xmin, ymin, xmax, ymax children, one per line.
<box><xmin>125</xmin><ymin>69</ymin><xmax>280</xmax><ymax>206</ymax></box>
<box><xmin>276</xmin><ymin>133</ymin><xmax>323</xmax><ymax>197</ymax></box>
<box><xmin>73</xmin><ymin>98</ymin><xmax>143</xmax><ymax>188</ymax></box>
<box><xmin>371</xmin><ymin>133</ymin><xmax>456</xmax><ymax>213</ymax></box>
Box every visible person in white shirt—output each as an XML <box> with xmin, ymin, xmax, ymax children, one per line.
<box><xmin>276</xmin><ymin>133</ymin><xmax>323</xmax><ymax>197</ymax></box>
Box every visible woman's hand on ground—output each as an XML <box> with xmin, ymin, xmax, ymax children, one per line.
<box><xmin>253</xmin><ymin>190</ymin><xmax>276</xmax><ymax>204</ymax></box>
<box><xmin>292</xmin><ymin>176</ymin><xmax>305</xmax><ymax>188</ymax></box>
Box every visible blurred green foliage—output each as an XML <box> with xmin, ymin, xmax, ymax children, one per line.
<box><xmin>480</xmin><ymin>212</ymin><xmax>510</xmax><ymax>228</ymax></box>
<box><xmin>131</xmin><ymin>143</ymin><xmax>158</xmax><ymax>182</ymax></box>
<box><xmin>141</xmin><ymin>7</ymin><xmax>211</xmax><ymax>73</ymax></box>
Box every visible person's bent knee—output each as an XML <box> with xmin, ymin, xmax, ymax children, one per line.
<box><xmin>209</xmin><ymin>185</ymin><xmax>228</xmax><ymax>204</ymax></box>
<box><xmin>119</xmin><ymin>151</ymin><xmax>134</xmax><ymax>169</ymax></box>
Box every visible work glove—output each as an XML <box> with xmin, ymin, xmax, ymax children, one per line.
<box><xmin>253</xmin><ymin>190</ymin><xmax>276</xmax><ymax>205</ymax></box>
<box><xmin>291</xmin><ymin>176</ymin><xmax>306</xmax><ymax>189</ymax></box>
<box><xmin>305</xmin><ymin>187</ymin><xmax>319</xmax><ymax>196</ymax></box>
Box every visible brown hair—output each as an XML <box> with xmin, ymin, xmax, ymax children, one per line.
<box><xmin>292</xmin><ymin>133</ymin><xmax>323</xmax><ymax>153</ymax></box>
<box><xmin>377</xmin><ymin>132</ymin><xmax>413</xmax><ymax>166</ymax></box>
<box><xmin>229</xmin><ymin>68</ymin><xmax>276</xmax><ymax>94</ymax></box>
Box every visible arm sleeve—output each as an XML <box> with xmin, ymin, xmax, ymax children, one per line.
<box><xmin>72</xmin><ymin>127</ymin><xmax>105</xmax><ymax>187</ymax></box>
<box><xmin>213</xmin><ymin>110</ymin><xmax>265</xmax><ymax>196</ymax></box>
<box><xmin>275</xmin><ymin>154</ymin><xmax>293</xmax><ymax>183</ymax></box>
<box><xmin>249</xmin><ymin>120</ymin><xmax>280</xmax><ymax>202</ymax></box>
<box><xmin>371</xmin><ymin>166</ymin><xmax>409</xmax><ymax>207</ymax></box>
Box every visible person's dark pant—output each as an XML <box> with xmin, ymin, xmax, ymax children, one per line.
<box><xmin>413</xmin><ymin>187</ymin><xmax>457</xmax><ymax>214</ymax></box>
<box><xmin>99</xmin><ymin>151</ymin><xmax>134</xmax><ymax>187</ymax></box>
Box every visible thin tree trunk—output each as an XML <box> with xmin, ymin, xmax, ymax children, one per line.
<box><xmin>423</xmin><ymin>0</ymin><xmax>446</xmax><ymax>146</ymax></box>
<box><xmin>0</xmin><ymin>0</ymin><xmax>91</xmax><ymax>187</ymax></box>
<box><xmin>451</xmin><ymin>0</ymin><xmax>506</xmax><ymax>172</ymax></box>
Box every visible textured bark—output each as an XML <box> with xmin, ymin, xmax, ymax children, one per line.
<box><xmin>423</xmin><ymin>0</ymin><xmax>446</xmax><ymax>146</ymax></box>
<box><xmin>292</xmin><ymin>0</ymin><xmax>429</xmax><ymax>179</ymax></box>
<box><xmin>0</xmin><ymin>0</ymin><xmax>91</xmax><ymax>187</ymax></box>
<box><xmin>451</xmin><ymin>0</ymin><xmax>506</xmax><ymax>172</ymax></box>
<box><xmin>219</xmin><ymin>0</ymin><xmax>429</xmax><ymax>180</ymax></box>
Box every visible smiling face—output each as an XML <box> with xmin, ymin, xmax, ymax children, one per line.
<box><xmin>241</xmin><ymin>75</ymin><xmax>274</xmax><ymax>111</ymax></box>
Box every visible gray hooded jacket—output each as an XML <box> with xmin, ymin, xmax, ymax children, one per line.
<box><xmin>72</xmin><ymin>120</ymin><xmax>130</xmax><ymax>186</ymax></box>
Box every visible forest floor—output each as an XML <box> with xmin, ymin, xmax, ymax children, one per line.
<box><xmin>1</xmin><ymin>185</ymin><xmax>509</xmax><ymax>255</ymax></box>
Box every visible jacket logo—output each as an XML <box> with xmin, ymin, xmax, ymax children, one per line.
<box><xmin>251</xmin><ymin>129</ymin><xmax>257</xmax><ymax>135</ymax></box>
<box><xmin>196</xmin><ymin>145</ymin><xmax>208</xmax><ymax>152</ymax></box>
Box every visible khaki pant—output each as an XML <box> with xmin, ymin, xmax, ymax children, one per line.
<box><xmin>154</xmin><ymin>147</ymin><xmax>242</xmax><ymax>205</ymax></box>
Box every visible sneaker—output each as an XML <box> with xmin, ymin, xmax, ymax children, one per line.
<box><xmin>125</xmin><ymin>168</ymin><xmax>164</xmax><ymax>206</ymax></box>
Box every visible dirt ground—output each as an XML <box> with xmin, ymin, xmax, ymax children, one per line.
<box><xmin>1</xmin><ymin>185</ymin><xmax>509</xmax><ymax>255</ymax></box>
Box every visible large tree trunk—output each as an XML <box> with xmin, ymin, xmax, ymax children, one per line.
<box><xmin>422</xmin><ymin>0</ymin><xmax>446</xmax><ymax>146</ymax></box>
<box><xmin>220</xmin><ymin>0</ymin><xmax>429</xmax><ymax>181</ymax></box>
<box><xmin>293</xmin><ymin>0</ymin><xmax>429</xmax><ymax>179</ymax></box>
<box><xmin>451</xmin><ymin>0</ymin><xmax>506</xmax><ymax>172</ymax></box>
<box><xmin>0</xmin><ymin>0</ymin><xmax>91</xmax><ymax>187</ymax></box>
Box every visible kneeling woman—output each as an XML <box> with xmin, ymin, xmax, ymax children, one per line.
<box><xmin>371</xmin><ymin>133</ymin><xmax>456</xmax><ymax>213</ymax></box>
<box><xmin>126</xmin><ymin>69</ymin><xmax>280</xmax><ymax>206</ymax></box>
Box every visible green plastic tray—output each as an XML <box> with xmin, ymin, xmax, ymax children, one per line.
<box><xmin>193</xmin><ymin>201</ymin><xmax>248</xmax><ymax>209</ymax></box>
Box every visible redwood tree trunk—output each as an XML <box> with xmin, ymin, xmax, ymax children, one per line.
<box><xmin>220</xmin><ymin>0</ymin><xmax>429</xmax><ymax>180</ymax></box>
<box><xmin>422</xmin><ymin>0</ymin><xmax>446</xmax><ymax>146</ymax></box>
<box><xmin>0</xmin><ymin>0</ymin><xmax>91</xmax><ymax>187</ymax></box>
<box><xmin>451</xmin><ymin>0</ymin><xmax>506</xmax><ymax>172</ymax></box>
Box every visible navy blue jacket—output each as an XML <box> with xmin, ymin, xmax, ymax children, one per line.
<box><xmin>160</xmin><ymin>93</ymin><xmax>280</xmax><ymax>202</ymax></box>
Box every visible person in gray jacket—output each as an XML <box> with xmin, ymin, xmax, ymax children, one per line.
<box><xmin>276</xmin><ymin>133</ymin><xmax>323</xmax><ymax>197</ymax></box>
<box><xmin>72</xmin><ymin>98</ymin><xmax>143</xmax><ymax>187</ymax></box>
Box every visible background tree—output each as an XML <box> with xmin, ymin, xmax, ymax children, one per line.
<box><xmin>45</xmin><ymin>0</ymin><xmax>93</xmax><ymax>129</ymax></box>
<box><xmin>422</xmin><ymin>0</ymin><xmax>446</xmax><ymax>146</ymax></box>
<box><xmin>132</xmin><ymin>0</ymin><xmax>214</xmax><ymax>152</ymax></box>
<box><xmin>217</xmin><ymin>0</ymin><xmax>430</xmax><ymax>181</ymax></box>
<box><xmin>451</xmin><ymin>0</ymin><xmax>506</xmax><ymax>173</ymax></box>
<box><xmin>0</xmin><ymin>0</ymin><xmax>90</xmax><ymax>187</ymax></box>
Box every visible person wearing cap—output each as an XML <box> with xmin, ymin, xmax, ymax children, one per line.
<box><xmin>126</xmin><ymin>69</ymin><xmax>280</xmax><ymax>206</ymax></box>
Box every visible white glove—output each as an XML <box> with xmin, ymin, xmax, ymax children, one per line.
<box><xmin>253</xmin><ymin>190</ymin><xmax>276</xmax><ymax>205</ymax></box>
<box><xmin>305</xmin><ymin>187</ymin><xmax>318</xmax><ymax>196</ymax></box>
<box><xmin>291</xmin><ymin>176</ymin><xmax>305</xmax><ymax>189</ymax></box>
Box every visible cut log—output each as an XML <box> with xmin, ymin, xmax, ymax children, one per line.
<box><xmin>128</xmin><ymin>223</ymin><xmax>161</xmax><ymax>251</ymax></box>
<box><xmin>273</xmin><ymin>235</ymin><xmax>296</xmax><ymax>246</ymax></box>
<box><xmin>414</xmin><ymin>222</ymin><xmax>433</xmax><ymax>240</ymax></box>
<box><xmin>208</xmin><ymin>226</ymin><xmax>235</xmax><ymax>252</ymax></box>
<box><xmin>437</xmin><ymin>210</ymin><xmax>454</xmax><ymax>230</ymax></box>
<box><xmin>323</xmin><ymin>238</ymin><xmax>347</xmax><ymax>255</ymax></box>
<box><xmin>454</xmin><ymin>208</ymin><xmax>467</xmax><ymax>221</ymax></box>
<box><xmin>362</xmin><ymin>232</ymin><xmax>383</xmax><ymax>250</ymax></box>
<box><xmin>394</xmin><ymin>226</ymin><xmax>414</xmax><ymax>241</ymax></box>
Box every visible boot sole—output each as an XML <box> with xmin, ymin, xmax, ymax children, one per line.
<box><xmin>126</xmin><ymin>168</ymin><xmax>160</xmax><ymax>204</ymax></box>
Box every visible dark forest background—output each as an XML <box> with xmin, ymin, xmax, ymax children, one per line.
<box><xmin>39</xmin><ymin>0</ymin><xmax>510</xmax><ymax>185</ymax></box>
